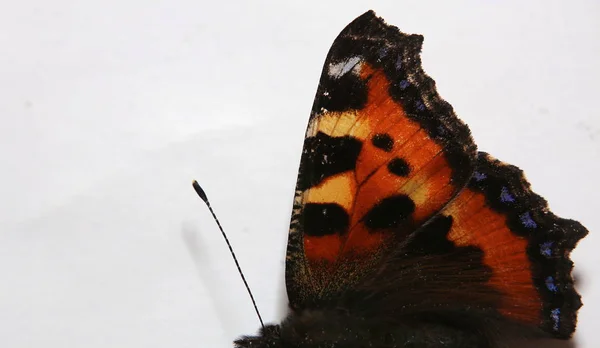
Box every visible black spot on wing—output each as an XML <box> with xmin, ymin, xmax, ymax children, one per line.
<box><xmin>372</xmin><ymin>133</ymin><xmax>394</xmax><ymax>152</ymax></box>
<box><xmin>405</xmin><ymin>215</ymin><xmax>454</xmax><ymax>254</ymax></box>
<box><xmin>312</xmin><ymin>73</ymin><xmax>368</xmax><ymax>113</ymax></box>
<box><xmin>403</xmin><ymin>215</ymin><xmax>492</xmax><ymax>281</ymax></box>
<box><xmin>297</xmin><ymin>132</ymin><xmax>362</xmax><ymax>190</ymax></box>
<box><xmin>388</xmin><ymin>158</ymin><xmax>411</xmax><ymax>176</ymax></box>
<box><xmin>364</xmin><ymin>195</ymin><xmax>415</xmax><ymax>229</ymax></box>
<box><xmin>303</xmin><ymin>203</ymin><xmax>349</xmax><ymax>237</ymax></box>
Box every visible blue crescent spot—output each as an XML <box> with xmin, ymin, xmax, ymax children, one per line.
<box><xmin>545</xmin><ymin>276</ymin><xmax>558</xmax><ymax>293</ymax></box>
<box><xmin>395</xmin><ymin>55</ymin><xmax>402</xmax><ymax>70</ymax></box>
<box><xmin>398</xmin><ymin>79</ymin><xmax>410</xmax><ymax>89</ymax></box>
<box><xmin>519</xmin><ymin>212</ymin><xmax>538</xmax><ymax>228</ymax></box>
<box><xmin>378</xmin><ymin>47</ymin><xmax>388</xmax><ymax>58</ymax></box>
<box><xmin>473</xmin><ymin>171</ymin><xmax>487</xmax><ymax>182</ymax></box>
<box><xmin>550</xmin><ymin>308</ymin><xmax>561</xmax><ymax>331</ymax></box>
<box><xmin>540</xmin><ymin>241</ymin><xmax>553</xmax><ymax>257</ymax></box>
<box><xmin>415</xmin><ymin>101</ymin><xmax>425</xmax><ymax>111</ymax></box>
<box><xmin>436</xmin><ymin>125</ymin><xmax>446</xmax><ymax>136</ymax></box>
<box><xmin>500</xmin><ymin>187</ymin><xmax>515</xmax><ymax>203</ymax></box>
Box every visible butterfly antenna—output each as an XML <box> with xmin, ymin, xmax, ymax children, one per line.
<box><xmin>191</xmin><ymin>180</ymin><xmax>265</xmax><ymax>329</ymax></box>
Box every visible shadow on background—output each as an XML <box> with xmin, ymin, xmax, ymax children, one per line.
<box><xmin>181</xmin><ymin>223</ymin><xmax>247</xmax><ymax>342</ymax></box>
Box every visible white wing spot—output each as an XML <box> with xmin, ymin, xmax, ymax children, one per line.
<box><xmin>328</xmin><ymin>56</ymin><xmax>362</xmax><ymax>79</ymax></box>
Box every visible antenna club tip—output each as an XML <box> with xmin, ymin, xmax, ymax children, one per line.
<box><xmin>192</xmin><ymin>180</ymin><xmax>209</xmax><ymax>204</ymax></box>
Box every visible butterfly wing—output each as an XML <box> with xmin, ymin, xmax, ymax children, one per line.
<box><xmin>285</xmin><ymin>10</ymin><xmax>477</xmax><ymax>308</ymax></box>
<box><xmin>438</xmin><ymin>152</ymin><xmax>586</xmax><ymax>338</ymax></box>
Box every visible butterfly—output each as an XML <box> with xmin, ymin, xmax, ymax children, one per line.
<box><xmin>204</xmin><ymin>10</ymin><xmax>587</xmax><ymax>348</ymax></box>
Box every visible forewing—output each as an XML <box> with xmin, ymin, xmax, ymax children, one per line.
<box><xmin>285</xmin><ymin>10</ymin><xmax>477</xmax><ymax>308</ymax></box>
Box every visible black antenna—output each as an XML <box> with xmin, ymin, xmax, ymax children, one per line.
<box><xmin>192</xmin><ymin>180</ymin><xmax>265</xmax><ymax>329</ymax></box>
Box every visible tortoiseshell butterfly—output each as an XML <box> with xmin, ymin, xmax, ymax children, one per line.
<box><xmin>196</xmin><ymin>10</ymin><xmax>587</xmax><ymax>348</ymax></box>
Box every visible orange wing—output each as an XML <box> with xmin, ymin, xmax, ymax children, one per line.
<box><xmin>285</xmin><ymin>11</ymin><xmax>476</xmax><ymax>307</ymax></box>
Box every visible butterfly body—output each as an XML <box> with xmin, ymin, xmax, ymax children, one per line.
<box><xmin>236</xmin><ymin>310</ymin><xmax>498</xmax><ymax>348</ymax></box>
<box><xmin>232</xmin><ymin>10</ymin><xmax>587</xmax><ymax>348</ymax></box>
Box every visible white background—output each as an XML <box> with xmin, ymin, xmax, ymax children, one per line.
<box><xmin>0</xmin><ymin>1</ymin><xmax>598</xmax><ymax>347</ymax></box>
